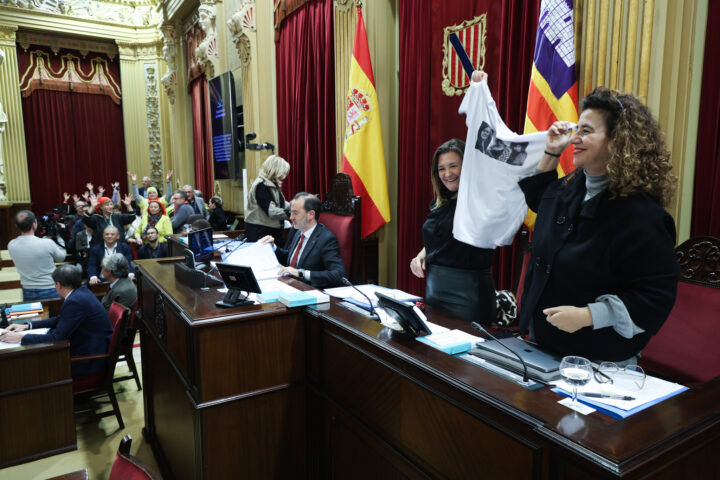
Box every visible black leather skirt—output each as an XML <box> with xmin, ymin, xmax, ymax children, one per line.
<box><xmin>425</xmin><ymin>263</ymin><xmax>496</xmax><ymax>325</ymax></box>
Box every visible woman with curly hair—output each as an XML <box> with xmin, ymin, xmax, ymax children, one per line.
<box><xmin>518</xmin><ymin>86</ymin><xmax>679</xmax><ymax>363</ymax></box>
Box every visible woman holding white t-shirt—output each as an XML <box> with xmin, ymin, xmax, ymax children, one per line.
<box><xmin>410</xmin><ymin>138</ymin><xmax>497</xmax><ymax>325</ymax></box>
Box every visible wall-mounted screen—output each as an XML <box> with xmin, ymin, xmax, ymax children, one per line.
<box><xmin>208</xmin><ymin>71</ymin><xmax>238</xmax><ymax>180</ymax></box>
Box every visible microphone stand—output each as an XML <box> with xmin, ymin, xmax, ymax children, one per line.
<box><xmin>341</xmin><ymin>277</ymin><xmax>378</xmax><ymax>320</ymax></box>
<box><xmin>201</xmin><ymin>263</ymin><xmax>219</xmax><ymax>291</ymax></box>
<box><xmin>471</xmin><ymin>321</ymin><xmax>529</xmax><ymax>385</ymax></box>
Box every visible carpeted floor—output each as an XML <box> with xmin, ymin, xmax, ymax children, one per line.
<box><xmin>2</xmin><ymin>349</ymin><xmax>160</xmax><ymax>479</ymax></box>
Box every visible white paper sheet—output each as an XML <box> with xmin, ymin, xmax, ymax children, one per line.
<box><xmin>223</xmin><ymin>242</ymin><xmax>283</xmax><ymax>280</ymax></box>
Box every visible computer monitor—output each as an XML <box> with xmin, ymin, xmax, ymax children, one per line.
<box><xmin>215</xmin><ymin>263</ymin><xmax>262</xmax><ymax>307</ymax></box>
<box><xmin>375</xmin><ymin>292</ymin><xmax>431</xmax><ymax>337</ymax></box>
<box><xmin>188</xmin><ymin>227</ymin><xmax>214</xmax><ymax>264</ymax></box>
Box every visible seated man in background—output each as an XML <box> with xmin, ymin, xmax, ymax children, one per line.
<box><xmin>8</xmin><ymin>210</ymin><xmax>67</xmax><ymax>301</ymax></box>
<box><xmin>261</xmin><ymin>192</ymin><xmax>345</xmax><ymax>288</ymax></box>
<box><xmin>182</xmin><ymin>184</ymin><xmax>208</xmax><ymax>218</ymax></box>
<box><xmin>88</xmin><ymin>226</ymin><xmax>135</xmax><ymax>285</ymax></box>
<box><xmin>170</xmin><ymin>191</ymin><xmax>195</xmax><ymax>233</ymax></box>
<box><xmin>100</xmin><ymin>253</ymin><xmax>137</xmax><ymax>310</ymax></box>
<box><xmin>137</xmin><ymin>226</ymin><xmax>169</xmax><ymax>259</ymax></box>
<box><xmin>0</xmin><ymin>265</ymin><xmax>113</xmax><ymax>376</ymax></box>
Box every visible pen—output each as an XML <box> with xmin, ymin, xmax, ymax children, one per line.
<box><xmin>582</xmin><ymin>392</ymin><xmax>635</xmax><ymax>401</ymax></box>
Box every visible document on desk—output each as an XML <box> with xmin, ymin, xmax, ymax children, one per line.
<box><xmin>325</xmin><ymin>284</ymin><xmax>422</xmax><ymax>310</ymax></box>
<box><xmin>0</xmin><ymin>328</ymin><xmax>50</xmax><ymax>349</ymax></box>
<box><xmin>552</xmin><ymin>374</ymin><xmax>688</xmax><ymax>419</ymax></box>
<box><xmin>222</xmin><ymin>242</ymin><xmax>282</xmax><ymax>280</ymax></box>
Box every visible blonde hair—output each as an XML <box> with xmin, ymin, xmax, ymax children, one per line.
<box><xmin>258</xmin><ymin>155</ymin><xmax>291</xmax><ymax>184</ymax></box>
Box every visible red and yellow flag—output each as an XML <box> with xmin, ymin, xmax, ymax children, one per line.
<box><xmin>341</xmin><ymin>7</ymin><xmax>391</xmax><ymax>238</ymax></box>
<box><xmin>523</xmin><ymin>0</ymin><xmax>579</xmax><ymax>228</ymax></box>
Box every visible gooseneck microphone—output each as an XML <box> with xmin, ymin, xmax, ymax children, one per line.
<box><xmin>341</xmin><ymin>277</ymin><xmax>378</xmax><ymax>319</ymax></box>
<box><xmin>471</xmin><ymin>321</ymin><xmax>529</xmax><ymax>385</ymax></box>
<box><xmin>201</xmin><ymin>263</ymin><xmax>219</xmax><ymax>291</ymax></box>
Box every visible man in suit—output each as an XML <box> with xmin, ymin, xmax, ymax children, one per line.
<box><xmin>182</xmin><ymin>184</ymin><xmax>208</xmax><ymax>219</ymax></box>
<box><xmin>1</xmin><ymin>265</ymin><xmax>113</xmax><ymax>376</ymax></box>
<box><xmin>88</xmin><ymin>225</ymin><xmax>135</xmax><ymax>285</ymax></box>
<box><xmin>100</xmin><ymin>253</ymin><xmax>137</xmax><ymax>310</ymax></box>
<box><xmin>261</xmin><ymin>192</ymin><xmax>345</xmax><ymax>288</ymax></box>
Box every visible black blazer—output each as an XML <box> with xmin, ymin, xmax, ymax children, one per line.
<box><xmin>87</xmin><ymin>242</ymin><xmax>135</xmax><ymax>280</ymax></box>
<box><xmin>22</xmin><ymin>285</ymin><xmax>113</xmax><ymax>376</ymax></box>
<box><xmin>276</xmin><ymin>223</ymin><xmax>346</xmax><ymax>288</ymax></box>
<box><xmin>518</xmin><ymin>170</ymin><xmax>679</xmax><ymax>361</ymax></box>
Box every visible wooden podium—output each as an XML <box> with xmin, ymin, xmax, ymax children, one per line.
<box><xmin>136</xmin><ymin>259</ymin><xmax>720</xmax><ymax>479</ymax></box>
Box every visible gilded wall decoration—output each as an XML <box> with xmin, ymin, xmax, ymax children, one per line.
<box><xmin>144</xmin><ymin>62</ymin><xmax>163</xmax><ymax>185</ymax></box>
<box><xmin>227</xmin><ymin>0</ymin><xmax>254</xmax><ymax>67</ymax></box>
<box><xmin>160</xmin><ymin>25</ymin><xmax>177</xmax><ymax>104</ymax></box>
<box><xmin>0</xmin><ymin>49</ymin><xmax>7</xmax><ymax>201</ymax></box>
<box><xmin>196</xmin><ymin>0</ymin><xmax>218</xmax><ymax>79</ymax></box>
<box><xmin>441</xmin><ymin>14</ymin><xmax>486</xmax><ymax>96</ymax></box>
<box><xmin>0</xmin><ymin>0</ymin><xmax>161</xmax><ymax>27</ymax></box>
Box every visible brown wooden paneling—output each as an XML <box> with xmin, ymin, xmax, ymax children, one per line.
<box><xmin>322</xmin><ymin>332</ymin><xmax>539</xmax><ymax>479</ymax></box>
<box><xmin>324</xmin><ymin>402</ymin><xmax>428</xmax><ymax>480</ymax></box>
<box><xmin>0</xmin><ymin>384</ymin><xmax>75</xmax><ymax>464</ymax></box>
<box><xmin>163</xmin><ymin>303</ymin><xmax>189</xmax><ymax>377</ymax></box>
<box><xmin>144</xmin><ymin>332</ymin><xmax>197</xmax><ymax>480</ymax></box>
<box><xmin>201</xmin><ymin>386</ymin><xmax>307</xmax><ymax>479</ymax></box>
<box><xmin>0</xmin><ymin>342</ymin><xmax>75</xmax><ymax>468</ymax></box>
<box><xmin>195</xmin><ymin>312</ymin><xmax>305</xmax><ymax>401</ymax></box>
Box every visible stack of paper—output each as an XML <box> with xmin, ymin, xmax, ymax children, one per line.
<box><xmin>552</xmin><ymin>374</ymin><xmax>688</xmax><ymax>419</ymax></box>
<box><xmin>222</xmin><ymin>242</ymin><xmax>283</xmax><ymax>281</ymax></box>
<box><xmin>5</xmin><ymin>302</ymin><xmax>43</xmax><ymax>321</ymax></box>
<box><xmin>324</xmin><ymin>284</ymin><xmax>421</xmax><ymax>311</ymax></box>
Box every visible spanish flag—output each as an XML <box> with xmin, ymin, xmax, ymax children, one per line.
<box><xmin>523</xmin><ymin>0</ymin><xmax>579</xmax><ymax>227</ymax></box>
<box><xmin>341</xmin><ymin>7</ymin><xmax>391</xmax><ymax>238</ymax></box>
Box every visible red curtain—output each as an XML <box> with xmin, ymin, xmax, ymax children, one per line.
<box><xmin>691</xmin><ymin>1</ymin><xmax>720</xmax><ymax>238</ymax></box>
<box><xmin>190</xmin><ymin>76</ymin><xmax>214</xmax><ymax>199</ymax></box>
<box><xmin>19</xmin><ymin>47</ymin><xmax>126</xmax><ymax>215</ymax></box>
<box><xmin>398</xmin><ymin>0</ymin><xmax>540</xmax><ymax>296</ymax></box>
<box><xmin>275</xmin><ymin>0</ymin><xmax>336</xmax><ymax>199</ymax></box>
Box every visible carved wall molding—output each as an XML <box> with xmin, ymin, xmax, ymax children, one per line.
<box><xmin>144</xmin><ymin>62</ymin><xmax>163</xmax><ymax>188</ymax></box>
<box><xmin>676</xmin><ymin>237</ymin><xmax>720</xmax><ymax>289</ymax></box>
<box><xmin>117</xmin><ymin>39</ymin><xmax>163</xmax><ymax>59</ymax></box>
<box><xmin>228</xmin><ymin>1</ymin><xmax>254</xmax><ymax>67</ymax></box>
<box><xmin>0</xmin><ymin>24</ymin><xmax>18</xmax><ymax>45</ymax></box>
<box><xmin>16</xmin><ymin>31</ymin><xmax>118</xmax><ymax>59</ymax></box>
<box><xmin>0</xmin><ymin>49</ymin><xmax>7</xmax><ymax>201</ymax></box>
<box><xmin>159</xmin><ymin>24</ymin><xmax>177</xmax><ymax>104</ymax></box>
<box><xmin>334</xmin><ymin>0</ymin><xmax>353</xmax><ymax>13</ymax></box>
<box><xmin>0</xmin><ymin>0</ymin><xmax>161</xmax><ymax>27</ymax></box>
<box><xmin>196</xmin><ymin>0</ymin><xmax>218</xmax><ymax>79</ymax></box>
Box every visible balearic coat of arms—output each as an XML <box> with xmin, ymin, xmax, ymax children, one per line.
<box><xmin>442</xmin><ymin>14</ymin><xmax>487</xmax><ymax>96</ymax></box>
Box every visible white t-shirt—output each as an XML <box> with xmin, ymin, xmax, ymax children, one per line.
<box><xmin>454</xmin><ymin>80</ymin><xmax>548</xmax><ymax>248</ymax></box>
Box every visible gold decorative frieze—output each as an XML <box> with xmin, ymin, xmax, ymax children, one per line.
<box><xmin>334</xmin><ymin>0</ymin><xmax>352</xmax><ymax>13</ymax></box>
<box><xmin>117</xmin><ymin>39</ymin><xmax>163</xmax><ymax>59</ymax></box>
<box><xmin>228</xmin><ymin>0</ymin><xmax>254</xmax><ymax>67</ymax></box>
<box><xmin>144</xmin><ymin>62</ymin><xmax>163</xmax><ymax>186</ymax></box>
<box><xmin>16</xmin><ymin>31</ymin><xmax>118</xmax><ymax>59</ymax></box>
<box><xmin>0</xmin><ymin>24</ymin><xmax>18</xmax><ymax>46</ymax></box>
<box><xmin>0</xmin><ymin>0</ymin><xmax>161</xmax><ymax>27</ymax></box>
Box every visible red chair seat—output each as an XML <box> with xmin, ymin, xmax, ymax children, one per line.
<box><xmin>320</xmin><ymin>213</ymin><xmax>354</xmax><ymax>275</ymax></box>
<box><xmin>642</xmin><ymin>281</ymin><xmax>720</xmax><ymax>383</ymax></box>
<box><xmin>73</xmin><ymin>373</ymin><xmax>104</xmax><ymax>393</ymax></box>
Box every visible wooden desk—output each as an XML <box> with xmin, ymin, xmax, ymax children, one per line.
<box><xmin>0</xmin><ymin>341</ymin><xmax>76</xmax><ymax>468</ymax></box>
<box><xmin>137</xmin><ymin>260</ymin><xmax>720</xmax><ymax>479</ymax></box>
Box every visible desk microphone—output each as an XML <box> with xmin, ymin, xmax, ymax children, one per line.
<box><xmin>201</xmin><ymin>263</ymin><xmax>219</xmax><ymax>291</ymax></box>
<box><xmin>471</xmin><ymin>321</ymin><xmax>529</xmax><ymax>385</ymax></box>
<box><xmin>341</xmin><ymin>277</ymin><xmax>378</xmax><ymax>320</ymax></box>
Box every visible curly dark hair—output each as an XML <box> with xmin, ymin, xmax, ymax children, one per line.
<box><xmin>430</xmin><ymin>138</ymin><xmax>465</xmax><ymax>209</ymax></box>
<box><xmin>579</xmin><ymin>87</ymin><xmax>676</xmax><ymax>207</ymax></box>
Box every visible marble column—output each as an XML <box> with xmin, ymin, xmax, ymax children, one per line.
<box><xmin>0</xmin><ymin>24</ymin><xmax>30</xmax><ymax>203</ymax></box>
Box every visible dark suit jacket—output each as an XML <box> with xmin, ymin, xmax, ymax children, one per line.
<box><xmin>138</xmin><ymin>242</ymin><xmax>169</xmax><ymax>259</ymax></box>
<box><xmin>87</xmin><ymin>242</ymin><xmax>135</xmax><ymax>280</ymax></box>
<box><xmin>22</xmin><ymin>285</ymin><xmax>113</xmax><ymax>376</ymax></box>
<box><xmin>518</xmin><ymin>170</ymin><xmax>679</xmax><ymax>361</ymax></box>
<box><xmin>276</xmin><ymin>224</ymin><xmax>346</xmax><ymax>288</ymax></box>
<box><xmin>101</xmin><ymin>277</ymin><xmax>137</xmax><ymax>310</ymax></box>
